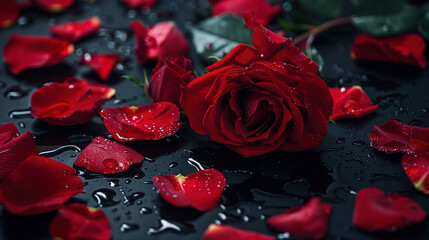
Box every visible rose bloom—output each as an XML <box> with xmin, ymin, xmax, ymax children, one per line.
<box><xmin>180</xmin><ymin>15</ymin><xmax>333</xmax><ymax>156</ymax></box>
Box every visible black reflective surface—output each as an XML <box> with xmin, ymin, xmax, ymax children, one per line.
<box><xmin>0</xmin><ymin>0</ymin><xmax>428</xmax><ymax>240</ymax></box>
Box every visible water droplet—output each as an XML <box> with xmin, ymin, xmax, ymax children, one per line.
<box><xmin>103</xmin><ymin>158</ymin><xmax>118</xmax><ymax>169</ymax></box>
<box><xmin>125</xmin><ymin>179</ymin><xmax>132</xmax><ymax>184</ymax></box>
<box><xmin>112</xmin><ymin>96</ymin><xmax>137</xmax><ymax>104</ymax></box>
<box><xmin>336</xmin><ymin>137</ymin><xmax>345</xmax><ymax>144</ymax></box>
<box><xmin>120</xmin><ymin>223</ymin><xmax>139</xmax><ymax>232</ymax></box>
<box><xmin>18</xmin><ymin>122</ymin><xmax>25</xmax><ymax>128</ymax></box>
<box><xmin>145</xmin><ymin>36</ymin><xmax>157</xmax><ymax>47</ymax></box>
<box><xmin>147</xmin><ymin>219</ymin><xmax>182</xmax><ymax>235</ymax></box>
<box><xmin>108</xmin><ymin>179</ymin><xmax>120</xmax><ymax>187</ymax></box>
<box><xmin>4</xmin><ymin>86</ymin><xmax>28</xmax><ymax>99</ymax></box>
<box><xmin>169</xmin><ymin>162</ymin><xmax>178</xmax><ymax>168</ymax></box>
<box><xmin>139</xmin><ymin>207</ymin><xmax>153</xmax><ymax>215</ymax></box>
<box><xmin>39</xmin><ymin>145</ymin><xmax>81</xmax><ymax>157</ymax></box>
<box><xmin>124</xmin><ymin>192</ymin><xmax>144</xmax><ymax>206</ymax></box>
<box><xmin>9</xmin><ymin>108</ymin><xmax>32</xmax><ymax>119</ymax></box>
<box><xmin>92</xmin><ymin>188</ymin><xmax>120</xmax><ymax>207</ymax></box>
<box><xmin>205</xmin><ymin>43</ymin><xmax>213</xmax><ymax>51</ymax></box>
<box><xmin>352</xmin><ymin>140</ymin><xmax>365</xmax><ymax>146</ymax></box>
<box><xmin>133</xmin><ymin>170</ymin><xmax>145</xmax><ymax>179</ymax></box>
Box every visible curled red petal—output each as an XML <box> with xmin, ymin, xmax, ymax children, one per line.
<box><xmin>50</xmin><ymin>203</ymin><xmax>112</xmax><ymax>240</ymax></box>
<box><xmin>131</xmin><ymin>20</ymin><xmax>190</xmax><ymax>64</ymax></box>
<box><xmin>0</xmin><ymin>123</ymin><xmax>39</xmax><ymax>183</ymax></box>
<box><xmin>267</xmin><ymin>197</ymin><xmax>332</xmax><ymax>239</ymax></box>
<box><xmin>74</xmin><ymin>137</ymin><xmax>144</xmax><ymax>174</ymax></box>
<box><xmin>33</xmin><ymin>0</ymin><xmax>74</xmax><ymax>12</ymax></box>
<box><xmin>3</xmin><ymin>34</ymin><xmax>74</xmax><ymax>75</ymax></box>
<box><xmin>121</xmin><ymin>0</ymin><xmax>157</xmax><ymax>9</ymax></box>
<box><xmin>153</xmin><ymin>169</ymin><xmax>226</xmax><ymax>211</ymax></box>
<box><xmin>0</xmin><ymin>0</ymin><xmax>19</xmax><ymax>28</ymax></box>
<box><xmin>369</xmin><ymin>120</ymin><xmax>429</xmax><ymax>154</ymax></box>
<box><xmin>49</xmin><ymin>17</ymin><xmax>102</xmax><ymax>43</ymax></box>
<box><xmin>100</xmin><ymin>102</ymin><xmax>182</xmax><ymax>141</ymax></box>
<box><xmin>202</xmin><ymin>224</ymin><xmax>274</xmax><ymax>240</ymax></box>
<box><xmin>79</xmin><ymin>53</ymin><xmax>123</xmax><ymax>81</ymax></box>
<box><xmin>351</xmin><ymin>33</ymin><xmax>427</xmax><ymax>68</ymax></box>
<box><xmin>0</xmin><ymin>156</ymin><xmax>84</xmax><ymax>216</ymax></box>
<box><xmin>352</xmin><ymin>188</ymin><xmax>426</xmax><ymax>232</ymax></box>
<box><xmin>211</xmin><ymin>0</ymin><xmax>282</xmax><ymax>26</ymax></box>
<box><xmin>31</xmin><ymin>78</ymin><xmax>107</xmax><ymax>125</ymax></box>
<box><xmin>329</xmin><ymin>86</ymin><xmax>378</xmax><ymax>121</ymax></box>
<box><xmin>402</xmin><ymin>152</ymin><xmax>429</xmax><ymax>194</ymax></box>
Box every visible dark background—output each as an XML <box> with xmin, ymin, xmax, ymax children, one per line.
<box><xmin>0</xmin><ymin>0</ymin><xmax>428</xmax><ymax>239</ymax></box>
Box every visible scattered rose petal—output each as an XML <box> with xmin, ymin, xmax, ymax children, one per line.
<box><xmin>74</xmin><ymin>137</ymin><xmax>144</xmax><ymax>174</ymax></box>
<box><xmin>85</xmin><ymin>80</ymin><xmax>116</xmax><ymax>100</ymax></box>
<box><xmin>267</xmin><ymin>197</ymin><xmax>332</xmax><ymax>239</ymax></box>
<box><xmin>31</xmin><ymin>78</ymin><xmax>107</xmax><ymax>125</ymax></box>
<box><xmin>79</xmin><ymin>53</ymin><xmax>123</xmax><ymax>81</ymax></box>
<box><xmin>207</xmin><ymin>13</ymin><xmax>319</xmax><ymax>74</ymax></box>
<box><xmin>49</xmin><ymin>17</ymin><xmax>102</xmax><ymax>43</ymax></box>
<box><xmin>401</xmin><ymin>152</ymin><xmax>429</xmax><ymax>194</ymax></box>
<box><xmin>369</xmin><ymin>120</ymin><xmax>429</xmax><ymax>154</ymax></box>
<box><xmin>153</xmin><ymin>169</ymin><xmax>226</xmax><ymax>211</ymax></box>
<box><xmin>351</xmin><ymin>33</ymin><xmax>427</xmax><ymax>68</ymax></box>
<box><xmin>0</xmin><ymin>0</ymin><xmax>19</xmax><ymax>28</ymax></box>
<box><xmin>50</xmin><ymin>203</ymin><xmax>112</xmax><ymax>240</ymax></box>
<box><xmin>0</xmin><ymin>123</ymin><xmax>39</xmax><ymax>183</ymax></box>
<box><xmin>148</xmin><ymin>55</ymin><xmax>194</xmax><ymax>106</ymax></box>
<box><xmin>100</xmin><ymin>102</ymin><xmax>182</xmax><ymax>141</ymax></box>
<box><xmin>352</xmin><ymin>188</ymin><xmax>426</xmax><ymax>232</ymax></box>
<box><xmin>121</xmin><ymin>0</ymin><xmax>157</xmax><ymax>9</ymax></box>
<box><xmin>329</xmin><ymin>86</ymin><xmax>378</xmax><ymax>121</ymax></box>
<box><xmin>130</xmin><ymin>20</ymin><xmax>190</xmax><ymax>65</ymax></box>
<box><xmin>3</xmin><ymin>34</ymin><xmax>74</xmax><ymax>75</ymax></box>
<box><xmin>211</xmin><ymin>0</ymin><xmax>281</xmax><ymax>26</ymax></box>
<box><xmin>202</xmin><ymin>224</ymin><xmax>274</xmax><ymax>240</ymax></box>
<box><xmin>33</xmin><ymin>0</ymin><xmax>74</xmax><ymax>12</ymax></box>
<box><xmin>0</xmin><ymin>156</ymin><xmax>84</xmax><ymax>216</ymax></box>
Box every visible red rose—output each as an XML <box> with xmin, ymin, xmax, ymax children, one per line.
<box><xmin>351</xmin><ymin>33</ymin><xmax>427</xmax><ymax>68</ymax></box>
<box><xmin>148</xmin><ymin>55</ymin><xmax>194</xmax><ymax>106</ymax></box>
<box><xmin>211</xmin><ymin>0</ymin><xmax>282</xmax><ymax>26</ymax></box>
<box><xmin>181</xmin><ymin>15</ymin><xmax>332</xmax><ymax>156</ymax></box>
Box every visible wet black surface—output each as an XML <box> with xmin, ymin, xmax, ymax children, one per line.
<box><xmin>0</xmin><ymin>0</ymin><xmax>428</xmax><ymax>240</ymax></box>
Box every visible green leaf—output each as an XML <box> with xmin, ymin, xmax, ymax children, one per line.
<box><xmin>418</xmin><ymin>6</ymin><xmax>429</xmax><ymax>40</ymax></box>
<box><xmin>352</xmin><ymin>0</ymin><xmax>420</xmax><ymax>36</ymax></box>
<box><xmin>190</xmin><ymin>15</ymin><xmax>253</xmax><ymax>61</ymax></box>
<box><xmin>297</xmin><ymin>0</ymin><xmax>342</xmax><ymax>18</ymax></box>
<box><xmin>302</xmin><ymin>47</ymin><xmax>324</xmax><ymax>78</ymax></box>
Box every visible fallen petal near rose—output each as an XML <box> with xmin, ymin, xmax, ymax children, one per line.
<box><xmin>49</xmin><ymin>17</ymin><xmax>102</xmax><ymax>43</ymax></box>
<box><xmin>329</xmin><ymin>86</ymin><xmax>378</xmax><ymax>121</ymax></box>
<box><xmin>352</xmin><ymin>188</ymin><xmax>426</xmax><ymax>232</ymax></box>
<box><xmin>79</xmin><ymin>53</ymin><xmax>123</xmax><ymax>81</ymax></box>
<box><xmin>100</xmin><ymin>102</ymin><xmax>182</xmax><ymax>141</ymax></box>
<box><xmin>3</xmin><ymin>34</ymin><xmax>74</xmax><ymax>75</ymax></box>
<box><xmin>74</xmin><ymin>136</ymin><xmax>144</xmax><ymax>174</ymax></box>
<box><xmin>0</xmin><ymin>156</ymin><xmax>84</xmax><ymax>216</ymax></box>
<box><xmin>50</xmin><ymin>203</ymin><xmax>112</xmax><ymax>240</ymax></box>
<box><xmin>0</xmin><ymin>123</ymin><xmax>39</xmax><ymax>183</ymax></box>
<box><xmin>267</xmin><ymin>197</ymin><xmax>332</xmax><ymax>240</ymax></box>
<box><xmin>153</xmin><ymin>169</ymin><xmax>226</xmax><ymax>211</ymax></box>
<box><xmin>351</xmin><ymin>33</ymin><xmax>427</xmax><ymax>68</ymax></box>
<box><xmin>402</xmin><ymin>152</ymin><xmax>429</xmax><ymax>194</ymax></box>
<box><xmin>33</xmin><ymin>0</ymin><xmax>74</xmax><ymax>12</ymax></box>
<box><xmin>202</xmin><ymin>224</ymin><xmax>274</xmax><ymax>240</ymax></box>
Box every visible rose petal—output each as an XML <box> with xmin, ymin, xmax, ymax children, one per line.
<box><xmin>267</xmin><ymin>197</ymin><xmax>332</xmax><ymax>240</ymax></box>
<box><xmin>79</xmin><ymin>53</ymin><xmax>123</xmax><ymax>81</ymax></box>
<box><xmin>0</xmin><ymin>156</ymin><xmax>84</xmax><ymax>216</ymax></box>
<box><xmin>3</xmin><ymin>34</ymin><xmax>74</xmax><ymax>75</ymax></box>
<box><xmin>100</xmin><ymin>102</ymin><xmax>182</xmax><ymax>141</ymax></box>
<box><xmin>49</xmin><ymin>17</ymin><xmax>102</xmax><ymax>43</ymax></box>
<box><xmin>131</xmin><ymin>20</ymin><xmax>190</xmax><ymax>64</ymax></box>
<box><xmin>74</xmin><ymin>137</ymin><xmax>144</xmax><ymax>174</ymax></box>
<box><xmin>85</xmin><ymin>80</ymin><xmax>116</xmax><ymax>100</ymax></box>
<box><xmin>33</xmin><ymin>0</ymin><xmax>74</xmax><ymax>12</ymax></box>
<box><xmin>31</xmin><ymin>78</ymin><xmax>106</xmax><ymax>125</ymax></box>
<box><xmin>402</xmin><ymin>152</ymin><xmax>429</xmax><ymax>194</ymax></box>
<box><xmin>329</xmin><ymin>86</ymin><xmax>378</xmax><ymax>121</ymax></box>
<box><xmin>121</xmin><ymin>0</ymin><xmax>157</xmax><ymax>9</ymax></box>
<box><xmin>50</xmin><ymin>203</ymin><xmax>112</xmax><ymax>240</ymax></box>
<box><xmin>148</xmin><ymin>55</ymin><xmax>194</xmax><ymax>106</ymax></box>
<box><xmin>0</xmin><ymin>0</ymin><xmax>19</xmax><ymax>28</ymax></box>
<box><xmin>153</xmin><ymin>169</ymin><xmax>226</xmax><ymax>211</ymax></box>
<box><xmin>0</xmin><ymin>123</ymin><xmax>39</xmax><ymax>183</ymax></box>
<box><xmin>352</xmin><ymin>188</ymin><xmax>426</xmax><ymax>232</ymax></box>
<box><xmin>351</xmin><ymin>33</ymin><xmax>427</xmax><ymax>68</ymax></box>
<box><xmin>202</xmin><ymin>224</ymin><xmax>274</xmax><ymax>240</ymax></box>
<box><xmin>211</xmin><ymin>0</ymin><xmax>282</xmax><ymax>26</ymax></box>
<box><xmin>369</xmin><ymin>120</ymin><xmax>429</xmax><ymax>154</ymax></box>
